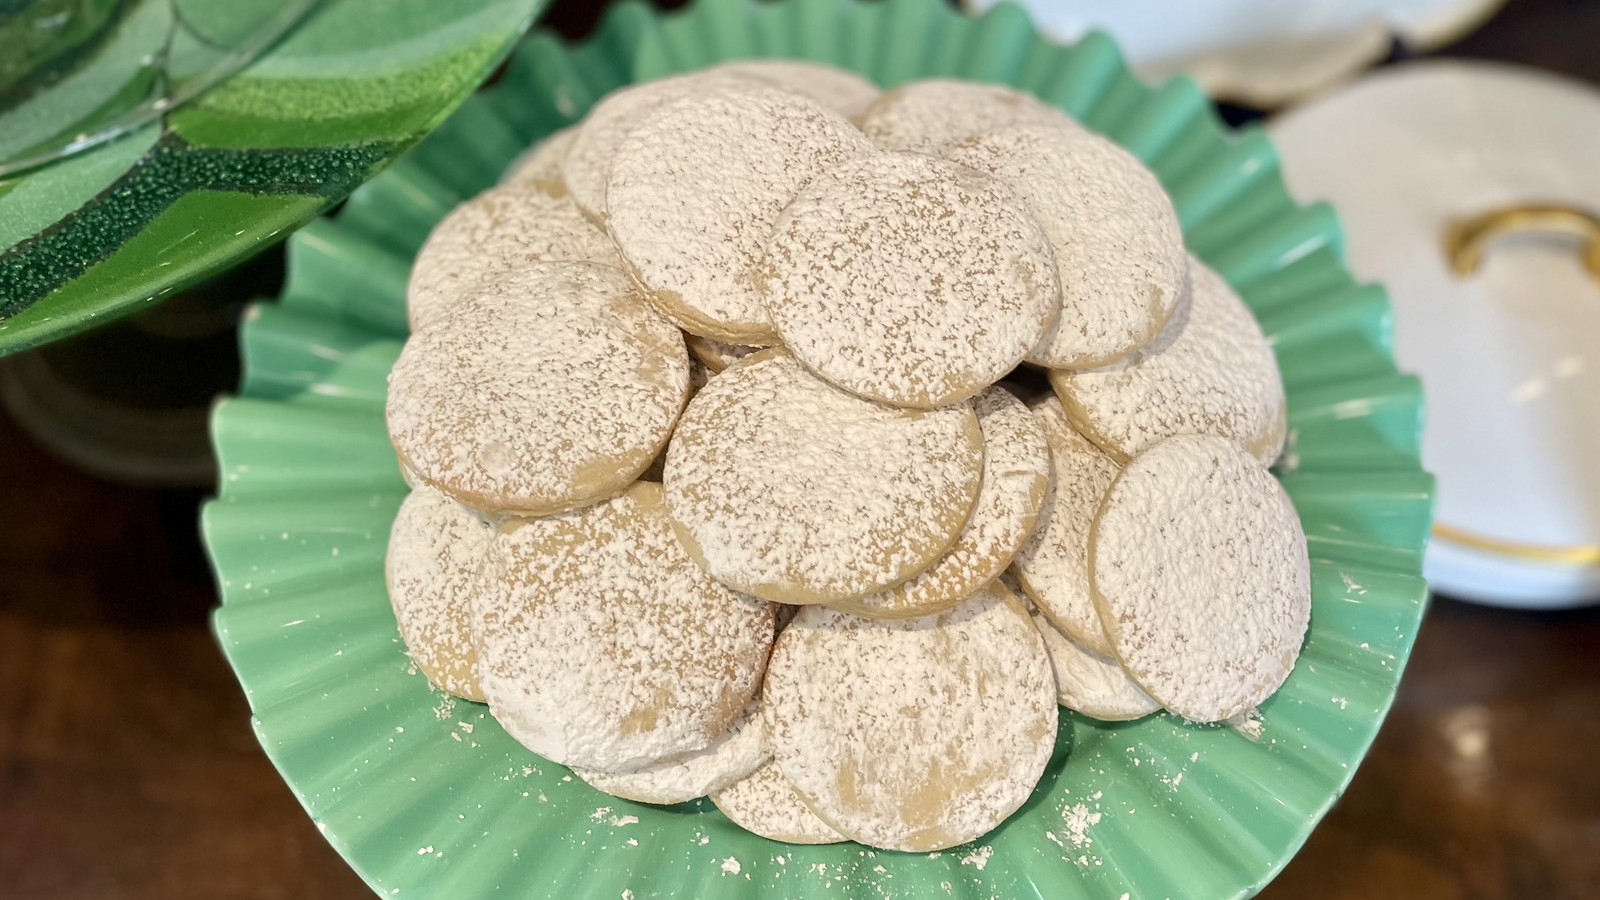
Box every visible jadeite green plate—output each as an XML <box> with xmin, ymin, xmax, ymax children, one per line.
<box><xmin>203</xmin><ymin>1</ymin><xmax>1435</xmax><ymax>897</ymax></box>
<box><xmin>0</xmin><ymin>0</ymin><xmax>548</xmax><ymax>356</ymax></box>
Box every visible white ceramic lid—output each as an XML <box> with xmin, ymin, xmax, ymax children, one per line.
<box><xmin>1271</xmin><ymin>61</ymin><xmax>1600</xmax><ymax>607</ymax></box>
<box><xmin>964</xmin><ymin>0</ymin><xmax>1503</xmax><ymax>107</ymax></box>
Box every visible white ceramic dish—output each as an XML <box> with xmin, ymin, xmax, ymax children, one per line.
<box><xmin>965</xmin><ymin>0</ymin><xmax>1503</xmax><ymax>107</ymax></box>
<box><xmin>1272</xmin><ymin>61</ymin><xmax>1600</xmax><ymax>608</ymax></box>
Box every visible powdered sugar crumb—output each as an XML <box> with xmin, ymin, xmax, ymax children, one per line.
<box><xmin>960</xmin><ymin>845</ymin><xmax>993</xmax><ymax>870</ymax></box>
<box><xmin>721</xmin><ymin>857</ymin><xmax>742</xmax><ymax>876</ymax></box>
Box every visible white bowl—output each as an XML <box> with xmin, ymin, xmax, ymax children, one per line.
<box><xmin>1272</xmin><ymin>61</ymin><xmax>1600</xmax><ymax>608</ymax></box>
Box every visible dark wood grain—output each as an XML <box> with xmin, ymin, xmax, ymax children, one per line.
<box><xmin>3</xmin><ymin>1</ymin><xmax>1599</xmax><ymax>898</ymax></box>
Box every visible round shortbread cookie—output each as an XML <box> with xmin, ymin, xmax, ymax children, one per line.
<box><xmin>833</xmin><ymin>388</ymin><xmax>1050</xmax><ymax>619</ymax></box>
<box><xmin>1090</xmin><ymin>434</ymin><xmax>1310</xmax><ymax>723</ymax></box>
<box><xmin>385</xmin><ymin>486</ymin><xmax>491</xmax><ymax>701</ymax></box>
<box><xmin>561</xmin><ymin>71</ymin><xmax>759</xmax><ymax>221</ymax></box>
<box><xmin>709</xmin><ymin>59</ymin><xmax>880</xmax><ymax>121</ymax></box>
<box><xmin>762</xmin><ymin>152</ymin><xmax>1060</xmax><ymax>408</ymax></box>
<box><xmin>607</xmin><ymin>83</ymin><xmax>872</xmax><ymax>344</ymax></box>
<box><xmin>948</xmin><ymin>123</ymin><xmax>1186</xmax><ymax>369</ymax></box>
<box><xmin>664</xmin><ymin>350</ymin><xmax>984</xmax><ymax>605</ymax></box>
<box><xmin>388</xmin><ymin>261</ymin><xmax>691</xmax><ymax>517</ymax></box>
<box><xmin>501</xmin><ymin>125</ymin><xmax>576</xmax><ymax>194</ymax></box>
<box><xmin>858</xmin><ymin>78</ymin><xmax>1079</xmax><ymax>155</ymax></box>
<box><xmin>711</xmin><ymin>759</ymin><xmax>846</xmax><ymax>845</ymax></box>
<box><xmin>576</xmin><ymin>700</ymin><xmax>769</xmax><ymax>805</ymax></box>
<box><xmin>764</xmin><ymin>583</ymin><xmax>1058</xmax><ymax>852</ymax></box>
<box><xmin>1011</xmin><ymin>395</ymin><xmax>1120</xmax><ymax>656</ymax></box>
<box><xmin>405</xmin><ymin>183</ymin><xmax>617</xmax><ymax>331</ymax></box>
<box><xmin>1051</xmin><ymin>257</ymin><xmax>1288</xmax><ymax>465</ymax></box>
<box><xmin>476</xmin><ymin>481</ymin><xmax>776</xmax><ymax>772</ymax></box>
<box><xmin>1029</xmin><ymin>606</ymin><xmax>1159</xmax><ymax>722</ymax></box>
<box><xmin>685</xmin><ymin>334</ymin><xmax>762</xmax><ymax>373</ymax></box>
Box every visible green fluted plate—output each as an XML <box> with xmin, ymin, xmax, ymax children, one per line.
<box><xmin>0</xmin><ymin>0</ymin><xmax>547</xmax><ymax>356</ymax></box>
<box><xmin>203</xmin><ymin>1</ymin><xmax>1435</xmax><ymax>898</ymax></box>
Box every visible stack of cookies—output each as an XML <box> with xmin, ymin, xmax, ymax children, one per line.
<box><xmin>384</xmin><ymin>61</ymin><xmax>1312</xmax><ymax>853</ymax></box>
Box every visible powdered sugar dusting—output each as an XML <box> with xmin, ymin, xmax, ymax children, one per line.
<box><xmin>686</xmin><ymin>334</ymin><xmax>763</xmax><ymax>372</ymax></box>
<box><xmin>1029</xmin><ymin>606</ymin><xmax>1159</xmax><ymax>721</ymax></box>
<box><xmin>563</xmin><ymin>71</ymin><xmax>760</xmax><ymax>220</ymax></box>
<box><xmin>763</xmin><ymin>584</ymin><xmax>1058</xmax><ymax>851</ymax></box>
<box><xmin>949</xmin><ymin>124</ymin><xmax>1185</xmax><ymax>369</ymax></box>
<box><xmin>1011</xmin><ymin>395</ymin><xmax>1121</xmax><ymax>656</ymax></box>
<box><xmin>577</xmin><ymin>700</ymin><xmax>770</xmax><ymax>805</ymax></box>
<box><xmin>837</xmin><ymin>388</ymin><xmax>1049</xmax><ymax>618</ymax></box>
<box><xmin>1052</xmin><ymin>256</ymin><xmax>1288</xmax><ymax>465</ymax></box>
<box><xmin>709</xmin><ymin>59</ymin><xmax>881</xmax><ymax>121</ymax></box>
<box><xmin>406</xmin><ymin>183</ymin><xmax>617</xmax><ymax>330</ymax></box>
<box><xmin>664</xmin><ymin>351</ymin><xmax>983</xmax><ymax>604</ymax></box>
<box><xmin>712</xmin><ymin>759</ymin><xmax>846</xmax><ymax>844</ymax></box>
<box><xmin>763</xmin><ymin>152</ymin><xmax>1060</xmax><ymax>408</ymax></box>
<box><xmin>387</xmin><ymin>486</ymin><xmax>492</xmax><ymax>700</ymax></box>
<box><xmin>607</xmin><ymin>83</ymin><xmax>872</xmax><ymax>343</ymax></box>
<box><xmin>387</xmin><ymin>261</ymin><xmax>690</xmax><ymax>516</ymax></box>
<box><xmin>860</xmin><ymin>79</ymin><xmax>1079</xmax><ymax>155</ymax></box>
<box><xmin>501</xmin><ymin>126</ymin><xmax>577</xmax><ymax>195</ymax></box>
<box><xmin>475</xmin><ymin>482</ymin><xmax>775</xmax><ymax>771</ymax></box>
<box><xmin>1092</xmin><ymin>435</ymin><xmax>1310</xmax><ymax>722</ymax></box>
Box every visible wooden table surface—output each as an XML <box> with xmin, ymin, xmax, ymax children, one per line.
<box><xmin>3</xmin><ymin>1</ymin><xmax>1599</xmax><ymax>897</ymax></box>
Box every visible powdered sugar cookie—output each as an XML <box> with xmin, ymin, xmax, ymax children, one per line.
<box><xmin>1051</xmin><ymin>257</ymin><xmax>1287</xmax><ymax>465</ymax></box>
<box><xmin>1029</xmin><ymin>606</ymin><xmax>1158</xmax><ymax>722</ymax></box>
<box><xmin>859</xmin><ymin>79</ymin><xmax>1078</xmax><ymax>154</ymax></box>
<box><xmin>685</xmin><ymin>334</ymin><xmax>761</xmax><ymax>373</ymax></box>
<box><xmin>710</xmin><ymin>59</ymin><xmax>880</xmax><ymax>120</ymax></box>
<box><xmin>576</xmin><ymin>700</ymin><xmax>769</xmax><ymax>805</ymax></box>
<box><xmin>477</xmin><ymin>482</ymin><xmax>775</xmax><ymax>772</ymax></box>
<box><xmin>948</xmin><ymin>124</ymin><xmax>1186</xmax><ymax>369</ymax></box>
<box><xmin>501</xmin><ymin>126</ymin><xmax>576</xmax><ymax>194</ymax></box>
<box><xmin>664</xmin><ymin>350</ymin><xmax>983</xmax><ymax>605</ymax></box>
<box><xmin>1011</xmin><ymin>395</ymin><xmax>1119</xmax><ymax>656</ymax></box>
<box><xmin>762</xmin><ymin>152</ymin><xmax>1060</xmax><ymax>408</ymax></box>
<box><xmin>405</xmin><ymin>183</ymin><xmax>617</xmax><ymax>330</ymax></box>
<box><xmin>388</xmin><ymin>261</ymin><xmax>690</xmax><ymax>517</ymax></box>
<box><xmin>385</xmin><ymin>486</ymin><xmax>491</xmax><ymax>701</ymax></box>
<box><xmin>1090</xmin><ymin>434</ymin><xmax>1310</xmax><ymax>723</ymax></box>
<box><xmin>833</xmin><ymin>388</ymin><xmax>1049</xmax><ymax>619</ymax></box>
<box><xmin>562</xmin><ymin>71</ymin><xmax>760</xmax><ymax>221</ymax></box>
<box><xmin>607</xmin><ymin>83</ymin><xmax>872</xmax><ymax>344</ymax></box>
<box><xmin>764</xmin><ymin>583</ymin><xmax>1057</xmax><ymax>851</ymax></box>
<box><xmin>712</xmin><ymin>760</ymin><xmax>846</xmax><ymax>844</ymax></box>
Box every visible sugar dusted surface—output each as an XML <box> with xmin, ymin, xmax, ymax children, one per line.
<box><xmin>664</xmin><ymin>351</ymin><xmax>983</xmax><ymax>604</ymax></box>
<box><xmin>387</xmin><ymin>261</ymin><xmax>690</xmax><ymax>516</ymax></box>
<box><xmin>1012</xmin><ymin>395</ymin><xmax>1120</xmax><ymax>656</ymax></box>
<box><xmin>764</xmin><ymin>152</ymin><xmax>1060</xmax><ymax>408</ymax></box>
<box><xmin>1029</xmin><ymin>606</ymin><xmax>1158</xmax><ymax>721</ymax></box>
<box><xmin>562</xmin><ymin>71</ymin><xmax>759</xmax><ymax>220</ymax></box>
<box><xmin>836</xmin><ymin>388</ymin><xmax>1049</xmax><ymax>619</ymax></box>
<box><xmin>501</xmin><ymin>126</ymin><xmax>576</xmax><ymax>194</ymax></box>
<box><xmin>577</xmin><ymin>700</ymin><xmax>770</xmax><ymax>805</ymax></box>
<box><xmin>607</xmin><ymin>83</ymin><xmax>872</xmax><ymax>343</ymax></box>
<box><xmin>1091</xmin><ymin>435</ymin><xmax>1311</xmax><ymax>723</ymax></box>
<box><xmin>709</xmin><ymin>59</ymin><xmax>880</xmax><ymax>121</ymax></box>
<box><xmin>1052</xmin><ymin>257</ymin><xmax>1288</xmax><ymax>465</ymax></box>
<box><xmin>386</xmin><ymin>486</ymin><xmax>491</xmax><ymax>701</ymax></box>
<box><xmin>475</xmin><ymin>482</ymin><xmax>775</xmax><ymax>772</ymax></box>
<box><xmin>764</xmin><ymin>584</ymin><xmax>1057</xmax><ymax>852</ymax></box>
<box><xmin>405</xmin><ymin>182</ymin><xmax>617</xmax><ymax>331</ymax></box>
<box><xmin>686</xmin><ymin>334</ymin><xmax>762</xmax><ymax>373</ymax></box>
<box><xmin>711</xmin><ymin>759</ymin><xmax>845</xmax><ymax>844</ymax></box>
<box><xmin>948</xmin><ymin>123</ymin><xmax>1186</xmax><ymax>369</ymax></box>
<box><xmin>859</xmin><ymin>79</ymin><xmax>1079</xmax><ymax>155</ymax></box>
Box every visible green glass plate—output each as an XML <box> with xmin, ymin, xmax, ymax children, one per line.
<box><xmin>0</xmin><ymin>0</ymin><xmax>548</xmax><ymax>356</ymax></box>
<box><xmin>203</xmin><ymin>1</ymin><xmax>1436</xmax><ymax>897</ymax></box>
